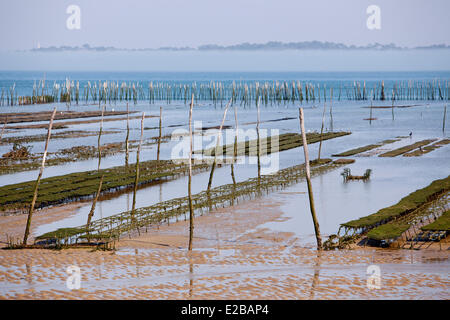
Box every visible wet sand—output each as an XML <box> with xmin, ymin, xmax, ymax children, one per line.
<box><xmin>6</xmin><ymin>114</ymin><xmax>157</xmax><ymax>130</ymax></box>
<box><xmin>0</xmin><ymin>196</ymin><xmax>448</xmax><ymax>300</ymax></box>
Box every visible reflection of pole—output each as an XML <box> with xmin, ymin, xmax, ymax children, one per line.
<box><xmin>23</xmin><ymin>107</ymin><xmax>56</xmax><ymax>245</ymax></box>
<box><xmin>309</xmin><ymin>251</ymin><xmax>321</xmax><ymax>299</ymax></box>
<box><xmin>188</xmin><ymin>257</ymin><xmax>194</xmax><ymax>298</ymax></box>
<box><xmin>299</xmin><ymin>108</ymin><xmax>322</xmax><ymax>251</ymax></box>
<box><xmin>188</xmin><ymin>94</ymin><xmax>194</xmax><ymax>251</ymax></box>
<box><xmin>135</xmin><ymin>249</ymin><xmax>140</xmax><ymax>278</ymax></box>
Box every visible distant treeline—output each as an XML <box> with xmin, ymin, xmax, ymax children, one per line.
<box><xmin>29</xmin><ymin>41</ymin><xmax>450</xmax><ymax>52</ymax></box>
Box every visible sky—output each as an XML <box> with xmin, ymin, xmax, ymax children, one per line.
<box><xmin>0</xmin><ymin>0</ymin><xmax>449</xmax><ymax>50</ymax></box>
<box><xmin>0</xmin><ymin>0</ymin><xmax>449</xmax><ymax>71</ymax></box>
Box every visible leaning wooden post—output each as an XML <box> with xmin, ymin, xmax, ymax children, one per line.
<box><xmin>125</xmin><ymin>103</ymin><xmax>130</xmax><ymax>166</ymax></box>
<box><xmin>443</xmin><ymin>105</ymin><xmax>447</xmax><ymax>133</ymax></box>
<box><xmin>157</xmin><ymin>106</ymin><xmax>162</xmax><ymax>162</ymax></box>
<box><xmin>329</xmin><ymin>87</ymin><xmax>334</xmax><ymax>132</ymax></box>
<box><xmin>391</xmin><ymin>89</ymin><xmax>395</xmax><ymax>121</ymax></box>
<box><xmin>98</xmin><ymin>105</ymin><xmax>105</xmax><ymax>170</ymax></box>
<box><xmin>317</xmin><ymin>101</ymin><xmax>327</xmax><ymax>161</ymax></box>
<box><xmin>369</xmin><ymin>90</ymin><xmax>374</xmax><ymax>125</ymax></box>
<box><xmin>131</xmin><ymin>112</ymin><xmax>145</xmax><ymax>234</ymax></box>
<box><xmin>86</xmin><ymin>174</ymin><xmax>104</xmax><ymax>242</ymax></box>
<box><xmin>206</xmin><ymin>99</ymin><xmax>230</xmax><ymax>193</ymax></box>
<box><xmin>256</xmin><ymin>96</ymin><xmax>261</xmax><ymax>183</ymax></box>
<box><xmin>299</xmin><ymin>108</ymin><xmax>322</xmax><ymax>251</ymax></box>
<box><xmin>23</xmin><ymin>107</ymin><xmax>57</xmax><ymax>245</ymax></box>
<box><xmin>188</xmin><ymin>94</ymin><xmax>195</xmax><ymax>251</ymax></box>
<box><xmin>230</xmin><ymin>106</ymin><xmax>238</xmax><ymax>185</ymax></box>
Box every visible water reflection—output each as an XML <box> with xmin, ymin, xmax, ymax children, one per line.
<box><xmin>309</xmin><ymin>251</ymin><xmax>321</xmax><ymax>299</ymax></box>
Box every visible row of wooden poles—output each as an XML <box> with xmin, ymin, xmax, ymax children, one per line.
<box><xmin>40</xmin><ymin>95</ymin><xmax>324</xmax><ymax>251</ymax></box>
<box><xmin>3</xmin><ymin>81</ymin><xmax>447</xmax><ymax>250</ymax></box>
<box><xmin>10</xmin><ymin>90</ymin><xmax>323</xmax><ymax>250</ymax></box>
<box><xmin>1</xmin><ymin>79</ymin><xmax>450</xmax><ymax>106</ymax></box>
<box><xmin>17</xmin><ymin>101</ymin><xmax>164</xmax><ymax>246</ymax></box>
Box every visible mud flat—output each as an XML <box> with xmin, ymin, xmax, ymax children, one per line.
<box><xmin>6</xmin><ymin>114</ymin><xmax>157</xmax><ymax>130</ymax></box>
<box><xmin>332</xmin><ymin>138</ymin><xmax>401</xmax><ymax>157</ymax></box>
<box><xmin>0</xmin><ymin>110</ymin><xmax>134</xmax><ymax>124</ymax></box>
<box><xmin>0</xmin><ymin>196</ymin><xmax>448</xmax><ymax>300</ymax></box>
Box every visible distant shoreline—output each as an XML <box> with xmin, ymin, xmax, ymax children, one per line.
<box><xmin>25</xmin><ymin>41</ymin><xmax>450</xmax><ymax>53</ymax></box>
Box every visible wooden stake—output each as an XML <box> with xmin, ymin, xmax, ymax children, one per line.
<box><xmin>318</xmin><ymin>101</ymin><xmax>327</xmax><ymax>161</ymax></box>
<box><xmin>230</xmin><ymin>106</ymin><xmax>238</xmax><ymax>185</ymax></box>
<box><xmin>23</xmin><ymin>107</ymin><xmax>57</xmax><ymax>245</ymax></box>
<box><xmin>256</xmin><ymin>96</ymin><xmax>261</xmax><ymax>183</ymax></box>
<box><xmin>206</xmin><ymin>99</ymin><xmax>231</xmax><ymax>193</ymax></box>
<box><xmin>443</xmin><ymin>105</ymin><xmax>447</xmax><ymax>133</ymax></box>
<box><xmin>391</xmin><ymin>89</ymin><xmax>395</xmax><ymax>121</ymax></box>
<box><xmin>131</xmin><ymin>112</ymin><xmax>145</xmax><ymax>232</ymax></box>
<box><xmin>370</xmin><ymin>90</ymin><xmax>373</xmax><ymax>125</ymax></box>
<box><xmin>188</xmin><ymin>94</ymin><xmax>194</xmax><ymax>251</ymax></box>
<box><xmin>329</xmin><ymin>88</ymin><xmax>333</xmax><ymax>131</ymax></box>
<box><xmin>86</xmin><ymin>175</ymin><xmax>104</xmax><ymax>242</ymax></box>
<box><xmin>125</xmin><ymin>103</ymin><xmax>130</xmax><ymax>166</ymax></box>
<box><xmin>157</xmin><ymin>106</ymin><xmax>162</xmax><ymax>162</ymax></box>
<box><xmin>98</xmin><ymin>105</ymin><xmax>105</xmax><ymax>170</ymax></box>
<box><xmin>299</xmin><ymin>108</ymin><xmax>322</xmax><ymax>251</ymax></box>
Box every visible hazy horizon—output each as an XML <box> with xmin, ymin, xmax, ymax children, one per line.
<box><xmin>1</xmin><ymin>0</ymin><xmax>449</xmax><ymax>51</ymax></box>
<box><xmin>1</xmin><ymin>49</ymin><xmax>450</xmax><ymax>72</ymax></box>
<box><xmin>1</xmin><ymin>0</ymin><xmax>449</xmax><ymax>72</ymax></box>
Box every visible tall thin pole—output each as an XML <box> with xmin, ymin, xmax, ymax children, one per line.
<box><xmin>318</xmin><ymin>101</ymin><xmax>327</xmax><ymax>161</ymax></box>
<box><xmin>98</xmin><ymin>105</ymin><xmax>105</xmax><ymax>170</ymax></box>
<box><xmin>131</xmin><ymin>112</ymin><xmax>145</xmax><ymax>232</ymax></box>
<box><xmin>86</xmin><ymin>174</ymin><xmax>104</xmax><ymax>242</ymax></box>
<box><xmin>299</xmin><ymin>108</ymin><xmax>322</xmax><ymax>251</ymax></box>
<box><xmin>157</xmin><ymin>106</ymin><xmax>162</xmax><ymax>162</ymax></box>
<box><xmin>391</xmin><ymin>89</ymin><xmax>395</xmax><ymax>121</ymax></box>
<box><xmin>329</xmin><ymin>88</ymin><xmax>333</xmax><ymax>131</ymax></box>
<box><xmin>125</xmin><ymin>103</ymin><xmax>130</xmax><ymax>166</ymax></box>
<box><xmin>23</xmin><ymin>107</ymin><xmax>57</xmax><ymax>245</ymax></box>
<box><xmin>443</xmin><ymin>105</ymin><xmax>447</xmax><ymax>133</ymax></box>
<box><xmin>256</xmin><ymin>96</ymin><xmax>261</xmax><ymax>183</ymax></box>
<box><xmin>207</xmin><ymin>99</ymin><xmax>230</xmax><ymax>193</ymax></box>
<box><xmin>230</xmin><ymin>106</ymin><xmax>238</xmax><ymax>185</ymax></box>
<box><xmin>188</xmin><ymin>94</ymin><xmax>195</xmax><ymax>251</ymax></box>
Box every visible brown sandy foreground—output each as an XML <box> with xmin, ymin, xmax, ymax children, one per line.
<box><xmin>0</xmin><ymin>197</ymin><xmax>448</xmax><ymax>300</ymax></box>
